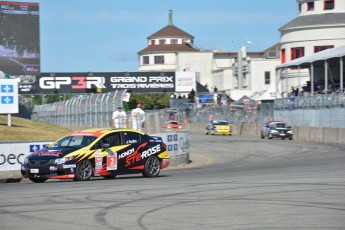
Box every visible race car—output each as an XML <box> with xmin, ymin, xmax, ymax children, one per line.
<box><xmin>21</xmin><ymin>128</ymin><xmax>170</xmax><ymax>183</ymax></box>
<box><xmin>162</xmin><ymin>120</ymin><xmax>183</xmax><ymax>130</ymax></box>
<box><xmin>205</xmin><ymin>120</ymin><xmax>232</xmax><ymax>135</ymax></box>
<box><xmin>261</xmin><ymin>121</ymin><xmax>293</xmax><ymax>140</ymax></box>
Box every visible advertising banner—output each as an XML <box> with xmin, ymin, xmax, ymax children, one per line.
<box><xmin>0</xmin><ymin>142</ymin><xmax>51</xmax><ymax>171</ymax></box>
<box><xmin>175</xmin><ymin>71</ymin><xmax>196</xmax><ymax>92</ymax></box>
<box><xmin>18</xmin><ymin>72</ymin><xmax>176</xmax><ymax>94</ymax></box>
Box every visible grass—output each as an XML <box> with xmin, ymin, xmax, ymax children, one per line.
<box><xmin>0</xmin><ymin>115</ymin><xmax>74</xmax><ymax>142</ymax></box>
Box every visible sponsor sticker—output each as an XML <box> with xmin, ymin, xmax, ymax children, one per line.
<box><xmin>63</xmin><ymin>164</ymin><xmax>76</xmax><ymax>169</ymax></box>
<box><xmin>106</xmin><ymin>151</ymin><xmax>117</xmax><ymax>171</ymax></box>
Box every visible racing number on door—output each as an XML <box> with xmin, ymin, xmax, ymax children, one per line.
<box><xmin>107</xmin><ymin>152</ymin><xmax>118</xmax><ymax>171</ymax></box>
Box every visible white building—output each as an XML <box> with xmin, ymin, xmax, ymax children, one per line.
<box><xmin>138</xmin><ymin>10</ymin><xmax>281</xmax><ymax>101</ymax></box>
<box><xmin>278</xmin><ymin>0</ymin><xmax>345</xmax><ymax>96</ymax></box>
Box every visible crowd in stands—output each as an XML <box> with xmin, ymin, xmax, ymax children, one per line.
<box><xmin>291</xmin><ymin>80</ymin><xmax>345</xmax><ymax>97</ymax></box>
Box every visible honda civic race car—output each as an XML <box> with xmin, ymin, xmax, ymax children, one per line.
<box><xmin>21</xmin><ymin>128</ymin><xmax>170</xmax><ymax>183</ymax></box>
<box><xmin>205</xmin><ymin>120</ymin><xmax>232</xmax><ymax>135</ymax></box>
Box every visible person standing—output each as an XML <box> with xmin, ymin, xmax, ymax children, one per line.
<box><xmin>112</xmin><ymin>106</ymin><xmax>127</xmax><ymax>128</ymax></box>
<box><xmin>131</xmin><ymin>103</ymin><xmax>145</xmax><ymax>131</ymax></box>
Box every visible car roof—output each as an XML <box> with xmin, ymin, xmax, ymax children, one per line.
<box><xmin>67</xmin><ymin>128</ymin><xmax>145</xmax><ymax>137</ymax></box>
<box><xmin>211</xmin><ymin>120</ymin><xmax>228</xmax><ymax>123</ymax></box>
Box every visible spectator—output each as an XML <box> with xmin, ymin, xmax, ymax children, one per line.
<box><xmin>112</xmin><ymin>106</ymin><xmax>127</xmax><ymax>128</ymax></box>
<box><xmin>131</xmin><ymin>103</ymin><xmax>145</xmax><ymax>131</ymax></box>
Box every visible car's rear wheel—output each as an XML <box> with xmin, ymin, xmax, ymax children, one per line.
<box><xmin>75</xmin><ymin>160</ymin><xmax>93</xmax><ymax>181</ymax></box>
<box><xmin>142</xmin><ymin>156</ymin><xmax>161</xmax><ymax>177</ymax></box>
<box><xmin>29</xmin><ymin>177</ymin><xmax>47</xmax><ymax>183</ymax></box>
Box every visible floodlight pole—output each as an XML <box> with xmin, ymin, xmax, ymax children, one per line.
<box><xmin>8</xmin><ymin>114</ymin><xmax>11</xmax><ymax>126</ymax></box>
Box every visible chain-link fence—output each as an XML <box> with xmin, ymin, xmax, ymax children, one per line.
<box><xmin>30</xmin><ymin>91</ymin><xmax>345</xmax><ymax>131</ymax></box>
<box><xmin>31</xmin><ymin>90</ymin><xmax>126</xmax><ymax>129</ymax></box>
<box><xmin>274</xmin><ymin>93</ymin><xmax>345</xmax><ymax>128</ymax></box>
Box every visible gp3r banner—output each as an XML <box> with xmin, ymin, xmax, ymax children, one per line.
<box><xmin>22</xmin><ymin>72</ymin><xmax>176</xmax><ymax>94</ymax></box>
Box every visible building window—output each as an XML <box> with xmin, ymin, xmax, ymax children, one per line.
<box><xmin>307</xmin><ymin>2</ymin><xmax>315</xmax><ymax>11</ymax></box>
<box><xmin>324</xmin><ymin>0</ymin><xmax>334</xmax><ymax>10</ymax></box>
<box><xmin>264</xmin><ymin>72</ymin><xmax>271</xmax><ymax>85</ymax></box>
<box><xmin>159</xmin><ymin>39</ymin><xmax>166</xmax><ymax>45</ymax></box>
<box><xmin>154</xmin><ymin>55</ymin><xmax>164</xmax><ymax>64</ymax></box>
<box><xmin>171</xmin><ymin>39</ymin><xmax>178</xmax><ymax>44</ymax></box>
<box><xmin>150</xmin><ymin>40</ymin><xmax>155</xmax><ymax>45</ymax></box>
<box><xmin>298</xmin><ymin>3</ymin><xmax>302</xmax><ymax>12</ymax></box>
<box><xmin>314</xmin><ymin>45</ymin><xmax>334</xmax><ymax>53</ymax></box>
<box><xmin>143</xmin><ymin>56</ymin><xmax>149</xmax><ymax>65</ymax></box>
<box><xmin>291</xmin><ymin>47</ymin><xmax>304</xmax><ymax>60</ymax></box>
<box><xmin>281</xmin><ymin>49</ymin><xmax>286</xmax><ymax>63</ymax></box>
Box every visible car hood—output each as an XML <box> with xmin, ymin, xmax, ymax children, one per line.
<box><xmin>27</xmin><ymin>147</ymin><xmax>80</xmax><ymax>160</ymax></box>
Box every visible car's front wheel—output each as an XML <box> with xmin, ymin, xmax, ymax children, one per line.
<box><xmin>142</xmin><ymin>156</ymin><xmax>161</xmax><ymax>177</ymax></box>
<box><xmin>75</xmin><ymin>160</ymin><xmax>93</xmax><ymax>181</ymax></box>
<box><xmin>261</xmin><ymin>132</ymin><xmax>265</xmax><ymax>139</ymax></box>
<box><xmin>29</xmin><ymin>177</ymin><xmax>47</xmax><ymax>183</ymax></box>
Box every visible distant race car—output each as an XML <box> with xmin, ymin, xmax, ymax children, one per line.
<box><xmin>162</xmin><ymin>120</ymin><xmax>183</xmax><ymax>130</ymax></box>
<box><xmin>21</xmin><ymin>128</ymin><xmax>170</xmax><ymax>183</ymax></box>
<box><xmin>261</xmin><ymin>121</ymin><xmax>293</xmax><ymax>140</ymax></box>
<box><xmin>205</xmin><ymin>120</ymin><xmax>232</xmax><ymax>135</ymax></box>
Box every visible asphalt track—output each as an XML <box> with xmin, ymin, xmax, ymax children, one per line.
<box><xmin>1</xmin><ymin>134</ymin><xmax>345</xmax><ymax>230</ymax></box>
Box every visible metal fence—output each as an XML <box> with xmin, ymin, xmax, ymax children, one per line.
<box><xmin>31</xmin><ymin>90</ymin><xmax>126</xmax><ymax>129</ymax></box>
<box><xmin>30</xmin><ymin>91</ymin><xmax>345</xmax><ymax>131</ymax></box>
<box><xmin>274</xmin><ymin>93</ymin><xmax>345</xmax><ymax>128</ymax></box>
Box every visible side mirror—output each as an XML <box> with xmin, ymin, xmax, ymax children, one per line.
<box><xmin>101</xmin><ymin>143</ymin><xmax>110</xmax><ymax>149</ymax></box>
<box><xmin>288</xmin><ymin>126</ymin><xmax>292</xmax><ymax>128</ymax></box>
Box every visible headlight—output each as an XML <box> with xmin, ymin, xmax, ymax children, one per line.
<box><xmin>24</xmin><ymin>158</ymin><xmax>29</xmax><ymax>164</ymax></box>
<box><xmin>288</xmin><ymin>130</ymin><xmax>293</xmax><ymax>134</ymax></box>
<box><xmin>54</xmin><ymin>156</ymin><xmax>75</xmax><ymax>165</ymax></box>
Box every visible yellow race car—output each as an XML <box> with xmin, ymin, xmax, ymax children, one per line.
<box><xmin>21</xmin><ymin>128</ymin><xmax>170</xmax><ymax>183</ymax></box>
<box><xmin>205</xmin><ymin>120</ymin><xmax>232</xmax><ymax>135</ymax></box>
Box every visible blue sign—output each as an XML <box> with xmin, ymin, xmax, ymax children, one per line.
<box><xmin>1</xmin><ymin>84</ymin><xmax>14</xmax><ymax>93</ymax></box>
<box><xmin>1</xmin><ymin>96</ymin><xmax>13</xmax><ymax>104</ymax></box>
<box><xmin>30</xmin><ymin>145</ymin><xmax>41</xmax><ymax>152</ymax></box>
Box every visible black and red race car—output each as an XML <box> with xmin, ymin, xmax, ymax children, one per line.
<box><xmin>21</xmin><ymin>128</ymin><xmax>170</xmax><ymax>183</ymax></box>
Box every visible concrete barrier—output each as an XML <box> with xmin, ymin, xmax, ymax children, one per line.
<box><xmin>187</xmin><ymin>123</ymin><xmax>345</xmax><ymax>144</ymax></box>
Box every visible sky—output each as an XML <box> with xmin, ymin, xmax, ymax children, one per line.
<box><xmin>9</xmin><ymin>0</ymin><xmax>297</xmax><ymax>73</ymax></box>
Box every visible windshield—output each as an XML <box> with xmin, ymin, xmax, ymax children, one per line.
<box><xmin>213</xmin><ymin>121</ymin><xmax>229</xmax><ymax>125</ymax></box>
<box><xmin>51</xmin><ymin>135</ymin><xmax>97</xmax><ymax>148</ymax></box>
<box><xmin>275</xmin><ymin>123</ymin><xmax>288</xmax><ymax>128</ymax></box>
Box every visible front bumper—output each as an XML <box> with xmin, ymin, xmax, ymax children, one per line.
<box><xmin>21</xmin><ymin>163</ymin><xmax>76</xmax><ymax>179</ymax></box>
<box><xmin>270</xmin><ymin>132</ymin><xmax>293</xmax><ymax>138</ymax></box>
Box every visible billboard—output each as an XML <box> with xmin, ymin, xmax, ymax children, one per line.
<box><xmin>20</xmin><ymin>72</ymin><xmax>176</xmax><ymax>94</ymax></box>
<box><xmin>0</xmin><ymin>1</ymin><xmax>40</xmax><ymax>77</ymax></box>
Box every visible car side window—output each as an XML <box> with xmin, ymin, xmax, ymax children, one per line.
<box><xmin>90</xmin><ymin>133</ymin><xmax>123</xmax><ymax>150</ymax></box>
<box><xmin>123</xmin><ymin>131</ymin><xmax>142</xmax><ymax>144</ymax></box>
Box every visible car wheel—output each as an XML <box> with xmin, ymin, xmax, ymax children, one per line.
<box><xmin>281</xmin><ymin>138</ymin><xmax>285</xmax><ymax>140</ymax></box>
<box><xmin>29</xmin><ymin>177</ymin><xmax>47</xmax><ymax>183</ymax></box>
<box><xmin>205</xmin><ymin>130</ymin><xmax>209</xmax><ymax>135</ymax></box>
<box><xmin>261</xmin><ymin>132</ymin><xmax>265</xmax><ymax>139</ymax></box>
<box><xmin>289</xmin><ymin>137</ymin><xmax>293</xmax><ymax>140</ymax></box>
<box><xmin>75</xmin><ymin>160</ymin><xmax>93</xmax><ymax>181</ymax></box>
<box><xmin>142</xmin><ymin>156</ymin><xmax>161</xmax><ymax>178</ymax></box>
<box><xmin>268</xmin><ymin>134</ymin><xmax>272</xmax><ymax>139</ymax></box>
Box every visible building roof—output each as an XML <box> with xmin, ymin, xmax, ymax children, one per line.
<box><xmin>138</xmin><ymin>44</ymin><xmax>200</xmax><ymax>54</ymax></box>
<box><xmin>148</xmin><ymin>25</ymin><xmax>194</xmax><ymax>39</ymax></box>
<box><xmin>280</xmin><ymin>13</ymin><xmax>345</xmax><ymax>31</ymax></box>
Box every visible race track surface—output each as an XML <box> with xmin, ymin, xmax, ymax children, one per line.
<box><xmin>1</xmin><ymin>134</ymin><xmax>345</xmax><ymax>230</ymax></box>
